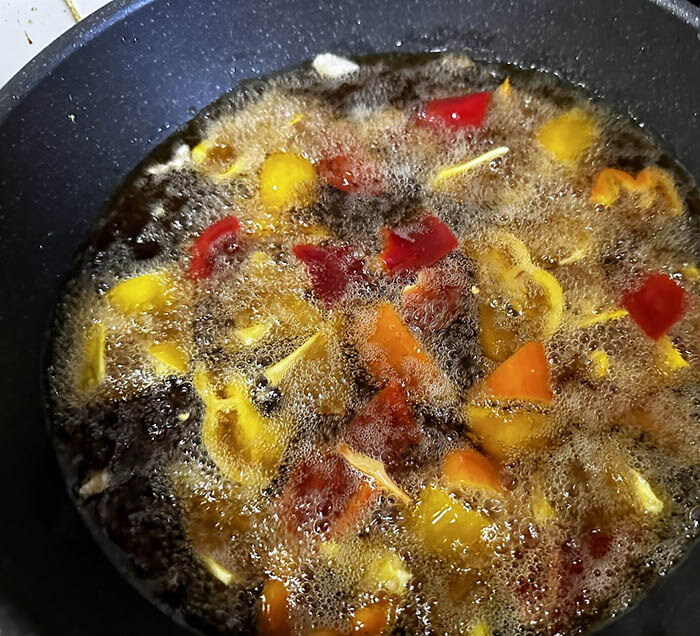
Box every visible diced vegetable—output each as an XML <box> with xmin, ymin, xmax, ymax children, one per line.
<box><xmin>470</xmin><ymin>231</ymin><xmax>564</xmax><ymax>340</ymax></box>
<box><xmin>380</xmin><ymin>215</ymin><xmax>458</xmax><ymax>275</ymax></box>
<box><xmin>293</xmin><ymin>244</ymin><xmax>366</xmax><ymax>306</ymax></box>
<box><xmin>259</xmin><ymin>152</ymin><xmax>317</xmax><ymax>213</ymax></box>
<box><xmin>621</xmin><ymin>273</ymin><xmax>687</xmax><ymax>340</ymax></box>
<box><xmin>530</xmin><ymin>484</ymin><xmax>555</xmax><ymax>525</ymax></box>
<box><xmin>264</xmin><ymin>331</ymin><xmax>324</xmax><ymax>386</ymax></box>
<box><xmin>431</xmin><ymin>146</ymin><xmax>509</xmax><ymax>188</ymax></box>
<box><xmin>79</xmin><ymin>322</ymin><xmax>106</xmax><ymax>393</ymax></box>
<box><xmin>401</xmin><ymin>266</ymin><xmax>462</xmax><ymax>331</ymax></box>
<box><xmin>188</xmin><ymin>216</ymin><xmax>241</xmax><ymax>280</ymax></box>
<box><xmin>607</xmin><ymin>456</ymin><xmax>665</xmax><ymax>517</ymax></box>
<box><xmin>149</xmin><ymin>342</ymin><xmax>188</xmax><ymax>374</ymax></box>
<box><xmin>351</xmin><ymin>599</ymin><xmax>393</xmax><ymax>636</ymax></box>
<box><xmin>466</xmin><ymin>405</ymin><xmax>550</xmax><ymax>460</ymax></box>
<box><xmin>498</xmin><ymin>77</ymin><xmax>512</xmax><ymax>97</ymax></box>
<box><xmin>588</xmin><ymin>350</ymin><xmax>610</xmax><ymax>379</ymax></box>
<box><xmin>280</xmin><ymin>450</ymin><xmax>374</xmax><ymax>537</ymax></box>
<box><xmin>108</xmin><ymin>271</ymin><xmax>175</xmax><ymax>314</ymax></box>
<box><xmin>201</xmin><ymin>555</ymin><xmax>237</xmax><ymax>586</ymax></box>
<box><xmin>410</xmin><ymin>486</ymin><xmax>492</xmax><ymax>557</ymax></box>
<box><xmin>364</xmin><ymin>551</ymin><xmax>412</xmax><ymax>596</ymax></box>
<box><xmin>681</xmin><ymin>264</ymin><xmax>699</xmax><ymax>281</ymax></box>
<box><xmin>234</xmin><ymin>322</ymin><xmax>271</xmax><ymax>346</ymax></box>
<box><xmin>484</xmin><ymin>342</ymin><xmax>553</xmax><ymax>404</ymax></box>
<box><xmin>355</xmin><ymin>301</ymin><xmax>441</xmax><ymax>392</ymax></box>
<box><xmin>318</xmin><ymin>152</ymin><xmax>382</xmax><ymax>194</ymax></box>
<box><xmin>337</xmin><ymin>443</ymin><xmax>411</xmax><ymax>505</ymax></box>
<box><xmin>196</xmin><ymin>370</ymin><xmax>286</xmax><ymax>485</ymax></box>
<box><xmin>259</xmin><ymin>579</ymin><xmax>292</xmax><ymax>636</ymax></box>
<box><xmin>479</xmin><ymin>303</ymin><xmax>517</xmax><ymax>362</ymax></box>
<box><xmin>590</xmin><ymin>166</ymin><xmax>683</xmax><ymax>216</ymax></box>
<box><xmin>442</xmin><ymin>448</ymin><xmax>503</xmax><ymax>495</ymax></box>
<box><xmin>537</xmin><ymin>107</ymin><xmax>596</xmax><ymax>163</ymax></box>
<box><xmin>627</xmin><ymin>467</ymin><xmax>664</xmax><ymax>516</ymax></box>
<box><xmin>417</xmin><ymin>92</ymin><xmax>492</xmax><ymax>132</ymax></box>
<box><xmin>264</xmin><ymin>322</ymin><xmax>350</xmax><ymax>415</ymax></box>
<box><xmin>656</xmin><ymin>336</ymin><xmax>689</xmax><ymax>375</ymax></box>
<box><xmin>575</xmin><ymin>307</ymin><xmax>628</xmax><ymax>328</ymax></box>
<box><xmin>470</xmin><ymin>623</ymin><xmax>491</xmax><ymax>636</ymax></box>
<box><xmin>343</xmin><ymin>381</ymin><xmax>420</xmax><ymax>474</ymax></box>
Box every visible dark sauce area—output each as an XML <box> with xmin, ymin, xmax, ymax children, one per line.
<box><xmin>46</xmin><ymin>53</ymin><xmax>700</xmax><ymax>635</ymax></box>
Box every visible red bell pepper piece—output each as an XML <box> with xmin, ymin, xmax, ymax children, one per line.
<box><xmin>188</xmin><ymin>216</ymin><xmax>241</xmax><ymax>280</ymax></box>
<box><xmin>279</xmin><ymin>449</ymin><xmax>374</xmax><ymax>537</ymax></box>
<box><xmin>293</xmin><ymin>244</ymin><xmax>366</xmax><ymax>306</ymax></box>
<box><xmin>380</xmin><ymin>215</ymin><xmax>459</xmax><ymax>275</ymax></box>
<box><xmin>417</xmin><ymin>91</ymin><xmax>492</xmax><ymax>133</ymax></box>
<box><xmin>400</xmin><ymin>266</ymin><xmax>462</xmax><ymax>331</ymax></box>
<box><xmin>343</xmin><ymin>381</ymin><xmax>420</xmax><ymax>475</ymax></box>
<box><xmin>318</xmin><ymin>153</ymin><xmax>382</xmax><ymax>194</ymax></box>
<box><xmin>621</xmin><ymin>273</ymin><xmax>687</xmax><ymax>340</ymax></box>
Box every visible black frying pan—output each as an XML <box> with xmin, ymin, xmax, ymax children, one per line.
<box><xmin>1</xmin><ymin>0</ymin><xmax>699</xmax><ymax>634</ymax></box>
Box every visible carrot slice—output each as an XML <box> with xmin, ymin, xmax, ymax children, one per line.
<box><xmin>356</xmin><ymin>301</ymin><xmax>440</xmax><ymax>391</ymax></box>
<box><xmin>259</xmin><ymin>579</ymin><xmax>292</xmax><ymax>636</ymax></box>
<box><xmin>442</xmin><ymin>448</ymin><xmax>503</xmax><ymax>494</ymax></box>
<box><xmin>484</xmin><ymin>342</ymin><xmax>552</xmax><ymax>404</ymax></box>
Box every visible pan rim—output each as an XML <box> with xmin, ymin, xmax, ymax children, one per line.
<box><xmin>1</xmin><ymin>0</ymin><xmax>699</xmax><ymax>130</ymax></box>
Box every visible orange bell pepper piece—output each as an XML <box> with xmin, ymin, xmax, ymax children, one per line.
<box><xmin>259</xmin><ymin>579</ymin><xmax>292</xmax><ymax>636</ymax></box>
<box><xmin>351</xmin><ymin>599</ymin><xmax>394</xmax><ymax>636</ymax></box>
<box><xmin>356</xmin><ymin>301</ymin><xmax>440</xmax><ymax>391</ymax></box>
<box><xmin>442</xmin><ymin>448</ymin><xmax>503</xmax><ymax>494</ymax></box>
<box><xmin>484</xmin><ymin>342</ymin><xmax>552</xmax><ymax>404</ymax></box>
<box><xmin>590</xmin><ymin>166</ymin><xmax>683</xmax><ymax>216</ymax></box>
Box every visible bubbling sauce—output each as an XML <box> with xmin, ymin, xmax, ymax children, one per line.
<box><xmin>48</xmin><ymin>54</ymin><xmax>700</xmax><ymax>636</ymax></box>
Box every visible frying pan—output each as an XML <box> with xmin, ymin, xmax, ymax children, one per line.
<box><xmin>1</xmin><ymin>0</ymin><xmax>699</xmax><ymax>634</ymax></box>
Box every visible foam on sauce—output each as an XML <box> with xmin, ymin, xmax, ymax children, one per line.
<box><xmin>47</xmin><ymin>54</ymin><xmax>700</xmax><ymax>635</ymax></box>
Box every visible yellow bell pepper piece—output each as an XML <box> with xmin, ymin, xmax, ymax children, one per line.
<box><xmin>410</xmin><ymin>486</ymin><xmax>492</xmax><ymax>557</ymax></box>
<box><xmin>681</xmin><ymin>264</ymin><xmax>699</xmax><ymax>281</ymax></box>
<box><xmin>537</xmin><ymin>107</ymin><xmax>596</xmax><ymax>163</ymax></box>
<box><xmin>259</xmin><ymin>152</ymin><xmax>317</xmax><ymax>213</ymax></box>
<box><xmin>479</xmin><ymin>303</ymin><xmax>517</xmax><ymax>362</ymax></box>
<box><xmin>627</xmin><ymin>467</ymin><xmax>664</xmax><ymax>516</ymax></box>
<box><xmin>530</xmin><ymin>484</ymin><xmax>555</xmax><ymax>525</ymax></box>
<box><xmin>498</xmin><ymin>77</ymin><xmax>511</xmax><ymax>96</ymax></box>
<box><xmin>466</xmin><ymin>404</ymin><xmax>550</xmax><ymax>460</ymax></box>
<box><xmin>191</xmin><ymin>138</ymin><xmax>246</xmax><ymax>179</ymax></box>
<box><xmin>589</xmin><ymin>350</ymin><xmax>610</xmax><ymax>379</ymax></box>
<box><xmin>234</xmin><ymin>322</ymin><xmax>271</xmax><ymax>346</ymax></box>
<box><xmin>149</xmin><ymin>342</ymin><xmax>188</xmax><ymax>374</ymax></box>
<box><xmin>108</xmin><ymin>271</ymin><xmax>174</xmax><ymax>315</ymax></box>
<box><xmin>201</xmin><ymin>555</ymin><xmax>237</xmax><ymax>586</ymax></box>
<box><xmin>590</xmin><ymin>166</ymin><xmax>683</xmax><ymax>216</ymax></box>
<box><xmin>79</xmin><ymin>322</ymin><xmax>106</xmax><ymax>393</ymax></box>
<box><xmin>364</xmin><ymin>551</ymin><xmax>412</xmax><ymax>596</ymax></box>
<box><xmin>656</xmin><ymin>336</ymin><xmax>689</xmax><ymax>375</ymax></box>
<box><xmin>469</xmin><ymin>623</ymin><xmax>491</xmax><ymax>636</ymax></box>
<box><xmin>195</xmin><ymin>369</ymin><xmax>286</xmax><ymax>485</ymax></box>
<box><xmin>471</xmin><ymin>231</ymin><xmax>564</xmax><ymax>340</ymax></box>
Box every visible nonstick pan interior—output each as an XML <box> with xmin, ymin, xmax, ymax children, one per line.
<box><xmin>0</xmin><ymin>0</ymin><xmax>699</xmax><ymax>634</ymax></box>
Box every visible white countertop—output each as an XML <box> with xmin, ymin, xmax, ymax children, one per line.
<box><xmin>0</xmin><ymin>0</ymin><xmax>112</xmax><ymax>89</ymax></box>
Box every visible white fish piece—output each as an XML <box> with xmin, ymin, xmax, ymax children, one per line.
<box><xmin>312</xmin><ymin>53</ymin><xmax>360</xmax><ymax>79</ymax></box>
